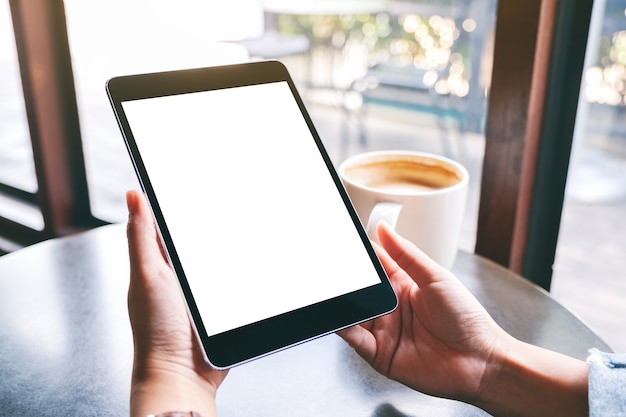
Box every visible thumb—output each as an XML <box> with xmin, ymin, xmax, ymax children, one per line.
<box><xmin>126</xmin><ymin>190</ymin><xmax>168</xmax><ymax>275</ymax></box>
<box><xmin>376</xmin><ymin>222</ymin><xmax>450</xmax><ymax>287</ymax></box>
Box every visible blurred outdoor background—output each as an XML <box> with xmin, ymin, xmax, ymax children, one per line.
<box><xmin>1</xmin><ymin>0</ymin><xmax>625</xmax><ymax>350</ymax></box>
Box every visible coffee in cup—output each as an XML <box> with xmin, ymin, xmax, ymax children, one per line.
<box><xmin>339</xmin><ymin>151</ymin><xmax>469</xmax><ymax>269</ymax></box>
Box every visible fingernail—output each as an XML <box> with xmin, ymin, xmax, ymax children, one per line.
<box><xmin>126</xmin><ymin>190</ymin><xmax>138</xmax><ymax>214</ymax></box>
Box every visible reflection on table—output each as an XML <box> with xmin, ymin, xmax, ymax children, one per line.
<box><xmin>0</xmin><ymin>223</ymin><xmax>610</xmax><ymax>416</ymax></box>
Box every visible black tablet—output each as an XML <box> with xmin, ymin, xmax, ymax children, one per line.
<box><xmin>106</xmin><ymin>60</ymin><xmax>397</xmax><ymax>369</ymax></box>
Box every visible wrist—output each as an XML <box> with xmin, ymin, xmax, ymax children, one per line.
<box><xmin>130</xmin><ymin>360</ymin><xmax>219</xmax><ymax>417</ymax></box>
<box><xmin>474</xmin><ymin>336</ymin><xmax>588</xmax><ymax>417</ymax></box>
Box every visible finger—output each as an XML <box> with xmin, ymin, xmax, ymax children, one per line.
<box><xmin>126</xmin><ymin>190</ymin><xmax>169</xmax><ymax>275</ymax></box>
<box><xmin>337</xmin><ymin>325</ymin><xmax>377</xmax><ymax>363</ymax></box>
<box><xmin>376</xmin><ymin>222</ymin><xmax>450</xmax><ymax>287</ymax></box>
<box><xmin>372</xmin><ymin>241</ymin><xmax>403</xmax><ymax>280</ymax></box>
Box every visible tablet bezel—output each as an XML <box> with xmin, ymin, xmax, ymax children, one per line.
<box><xmin>106</xmin><ymin>60</ymin><xmax>397</xmax><ymax>369</ymax></box>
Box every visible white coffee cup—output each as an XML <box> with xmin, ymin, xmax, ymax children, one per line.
<box><xmin>339</xmin><ymin>150</ymin><xmax>469</xmax><ymax>269</ymax></box>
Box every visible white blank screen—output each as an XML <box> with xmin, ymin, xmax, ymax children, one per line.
<box><xmin>122</xmin><ymin>81</ymin><xmax>381</xmax><ymax>336</ymax></box>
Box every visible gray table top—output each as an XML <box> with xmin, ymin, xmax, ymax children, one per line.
<box><xmin>0</xmin><ymin>223</ymin><xmax>610</xmax><ymax>416</ymax></box>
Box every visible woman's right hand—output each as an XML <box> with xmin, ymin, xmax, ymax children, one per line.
<box><xmin>339</xmin><ymin>222</ymin><xmax>588</xmax><ymax>417</ymax></box>
<box><xmin>338</xmin><ymin>222</ymin><xmax>507</xmax><ymax>403</ymax></box>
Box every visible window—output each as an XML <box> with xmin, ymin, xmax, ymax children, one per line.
<box><xmin>0</xmin><ymin>2</ymin><xmax>42</xmax><ymax>251</ymax></box>
<box><xmin>552</xmin><ymin>0</ymin><xmax>626</xmax><ymax>352</ymax></box>
<box><xmin>64</xmin><ymin>0</ymin><xmax>256</xmax><ymax>222</ymax></box>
